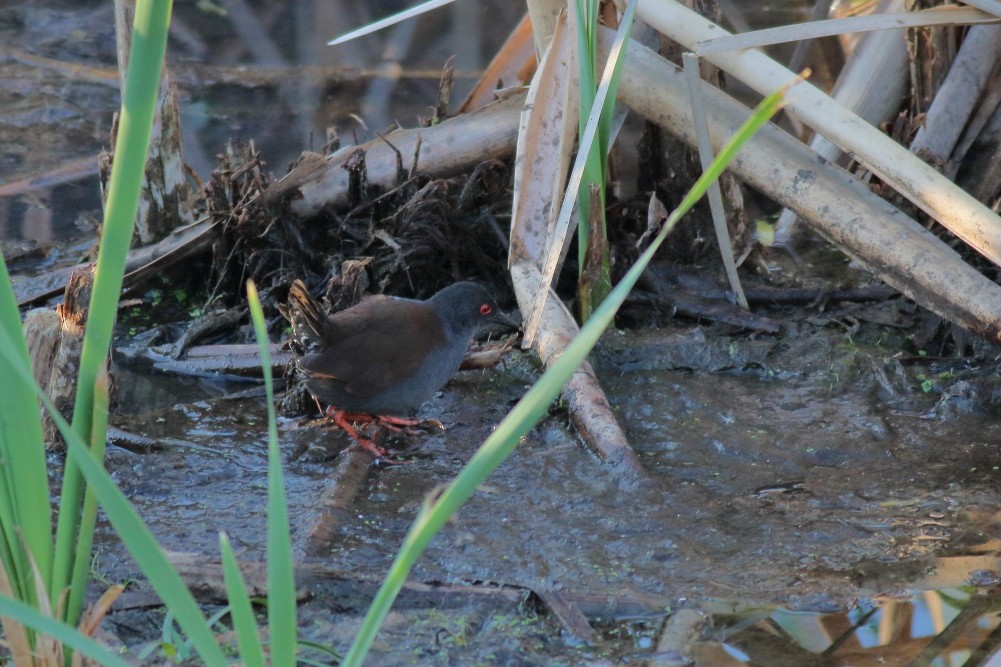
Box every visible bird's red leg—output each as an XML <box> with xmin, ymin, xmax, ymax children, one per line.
<box><xmin>324</xmin><ymin>407</ymin><xmax>390</xmax><ymax>460</ymax></box>
<box><xmin>336</xmin><ymin>411</ymin><xmax>424</xmax><ymax>435</ymax></box>
<box><xmin>320</xmin><ymin>407</ymin><xmax>430</xmax><ymax>463</ymax></box>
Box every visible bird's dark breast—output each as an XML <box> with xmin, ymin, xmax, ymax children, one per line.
<box><xmin>300</xmin><ymin>343</ymin><xmax>466</xmax><ymax>415</ymax></box>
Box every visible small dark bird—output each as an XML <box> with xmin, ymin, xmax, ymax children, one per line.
<box><xmin>285</xmin><ymin>279</ymin><xmax>509</xmax><ymax>459</ymax></box>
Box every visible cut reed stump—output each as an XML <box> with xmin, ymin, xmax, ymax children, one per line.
<box><xmin>24</xmin><ymin>266</ymin><xmax>93</xmax><ymax>449</ymax></box>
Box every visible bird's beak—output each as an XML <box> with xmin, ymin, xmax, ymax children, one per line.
<box><xmin>494</xmin><ymin>309</ymin><xmax>522</xmax><ymax>331</ymax></box>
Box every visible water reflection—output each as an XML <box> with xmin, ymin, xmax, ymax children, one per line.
<box><xmin>0</xmin><ymin>0</ymin><xmax>520</xmax><ymax>247</ymax></box>
<box><xmin>712</xmin><ymin>587</ymin><xmax>1001</xmax><ymax>666</ymax></box>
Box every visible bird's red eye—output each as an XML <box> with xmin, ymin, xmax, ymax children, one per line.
<box><xmin>479</xmin><ymin>303</ymin><xmax>492</xmax><ymax>316</ymax></box>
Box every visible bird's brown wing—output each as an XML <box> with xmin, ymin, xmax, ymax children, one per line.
<box><xmin>299</xmin><ymin>297</ymin><xmax>444</xmax><ymax>399</ymax></box>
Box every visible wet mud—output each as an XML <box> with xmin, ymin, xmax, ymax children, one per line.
<box><xmin>96</xmin><ymin>308</ymin><xmax>1001</xmax><ymax>664</ymax></box>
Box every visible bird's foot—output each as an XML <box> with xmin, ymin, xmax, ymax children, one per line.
<box><xmin>324</xmin><ymin>408</ymin><xmax>412</xmax><ymax>464</ymax></box>
<box><xmin>332</xmin><ymin>410</ymin><xmax>437</xmax><ymax>437</ymax></box>
<box><xmin>360</xmin><ymin>413</ymin><xmax>422</xmax><ymax>435</ymax></box>
<box><xmin>374</xmin><ymin>414</ymin><xmax>444</xmax><ymax>437</ymax></box>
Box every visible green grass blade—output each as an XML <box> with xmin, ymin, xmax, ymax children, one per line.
<box><xmin>247</xmin><ymin>281</ymin><xmax>297</xmax><ymax>665</ymax></box>
<box><xmin>65</xmin><ymin>369</ymin><xmax>111</xmax><ymax>632</ymax></box>
<box><xmin>219</xmin><ymin>533</ymin><xmax>266</xmax><ymax>667</ymax></box>
<box><xmin>573</xmin><ymin>0</ymin><xmax>636</xmax><ymax>319</ymax></box>
<box><xmin>596</xmin><ymin>0</ymin><xmax>636</xmax><ymax>154</ymax></box>
<box><xmin>539</xmin><ymin>0</ymin><xmax>638</xmax><ymax>315</ymax></box>
<box><xmin>160</xmin><ymin>609</ymin><xmax>178</xmax><ymax>656</ymax></box>
<box><xmin>341</xmin><ymin>82</ymin><xmax>790</xmax><ymax>667</ymax></box>
<box><xmin>0</xmin><ymin>595</ymin><xmax>133</xmax><ymax>667</ymax></box>
<box><xmin>53</xmin><ymin>0</ymin><xmax>175</xmax><ymax>618</ymax></box>
<box><xmin>574</xmin><ymin>0</ymin><xmax>599</xmax><ymax>268</ymax></box>
<box><xmin>0</xmin><ymin>323</ymin><xmax>229</xmax><ymax>665</ymax></box>
<box><xmin>72</xmin><ymin>0</ymin><xmax>173</xmax><ymax>438</ymax></box>
<box><xmin>296</xmin><ymin>638</ymin><xmax>342</xmax><ymax>662</ymax></box>
<box><xmin>0</xmin><ymin>253</ymin><xmax>50</xmax><ymax>608</ymax></box>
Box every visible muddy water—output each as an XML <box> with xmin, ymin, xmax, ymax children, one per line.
<box><xmin>0</xmin><ymin>0</ymin><xmax>523</xmax><ymax>247</ymax></box>
<box><xmin>99</xmin><ymin>317</ymin><xmax>1001</xmax><ymax>664</ymax></box>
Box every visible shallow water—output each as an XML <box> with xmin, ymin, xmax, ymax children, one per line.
<box><xmin>0</xmin><ymin>0</ymin><xmax>522</xmax><ymax>249</ymax></box>
<box><xmin>95</xmin><ymin>320</ymin><xmax>1001</xmax><ymax>663</ymax></box>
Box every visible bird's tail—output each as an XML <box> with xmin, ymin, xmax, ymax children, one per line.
<box><xmin>283</xmin><ymin>279</ymin><xmax>329</xmax><ymax>350</ymax></box>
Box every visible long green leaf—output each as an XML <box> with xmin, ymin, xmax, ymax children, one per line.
<box><xmin>342</xmin><ymin>81</ymin><xmax>790</xmax><ymax>667</ymax></box>
<box><xmin>0</xmin><ymin>595</ymin><xmax>132</xmax><ymax>667</ymax></box>
<box><xmin>65</xmin><ymin>369</ymin><xmax>111</xmax><ymax>632</ymax></box>
<box><xmin>575</xmin><ymin>0</ymin><xmax>636</xmax><ymax>321</ymax></box>
<box><xmin>0</xmin><ymin>253</ymin><xmax>49</xmax><ymax>610</ymax></box>
<box><xmin>574</xmin><ymin>0</ymin><xmax>600</xmax><ymax>268</ymax></box>
<box><xmin>248</xmin><ymin>281</ymin><xmax>297</xmax><ymax>665</ymax></box>
<box><xmin>0</xmin><ymin>323</ymin><xmax>229</xmax><ymax>665</ymax></box>
<box><xmin>596</xmin><ymin>1</ymin><xmax>635</xmax><ymax>159</ymax></box>
<box><xmin>53</xmin><ymin>0</ymin><xmax>174</xmax><ymax>616</ymax></box>
<box><xmin>219</xmin><ymin>533</ymin><xmax>266</xmax><ymax>667</ymax></box>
